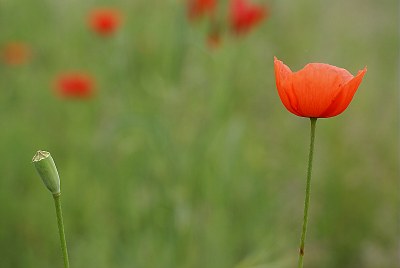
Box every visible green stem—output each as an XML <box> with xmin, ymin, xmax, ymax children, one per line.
<box><xmin>53</xmin><ymin>193</ymin><xmax>70</xmax><ymax>268</ymax></box>
<box><xmin>298</xmin><ymin>118</ymin><xmax>317</xmax><ymax>268</ymax></box>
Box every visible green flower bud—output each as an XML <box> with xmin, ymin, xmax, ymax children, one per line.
<box><xmin>32</xmin><ymin>150</ymin><xmax>61</xmax><ymax>194</ymax></box>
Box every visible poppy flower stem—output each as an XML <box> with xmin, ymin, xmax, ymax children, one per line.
<box><xmin>298</xmin><ymin>117</ymin><xmax>317</xmax><ymax>268</ymax></box>
<box><xmin>53</xmin><ymin>193</ymin><xmax>70</xmax><ymax>268</ymax></box>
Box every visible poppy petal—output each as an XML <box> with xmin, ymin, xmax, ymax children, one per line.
<box><xmin>274</xmin><ymin>57</ymin><xmax>301</xmax><ymax>116</ymax></box>
<box><xmin>291</xmin><ymin>63</ymin><xmax>353</xmax><ymax>117</ymax></box>
<box><xmin>320</xmin><ymin>67</ymin><xmax>367</xmax><ymax>117</ymax></box>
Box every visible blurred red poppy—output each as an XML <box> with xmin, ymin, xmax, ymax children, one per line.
<box><xmin>55</xmin><ymin>73</ymin><xmax>95</xmax><ymax>99</ymax></box>
<box><xmin>188</xmin><ymin>0</ymin><xmax>216</xmax><ymax>20</ymax></box>
<box><xmin>274</xmin><ymin>57</ymin><xmax>367</xmax><ymax>118</ymax></box>
<box><xmin>2</xmin><ymin>42</ymin><xmax>31</xmax><ymax>65</ymax></box>
<box><xmin>88</xmin><ymin>8</ymin><xmax>122</xmax><ymax>36</ymax></box>
<box><xmin>230</xmin><ymin>0</ymin><xmax>267</xmax><ymax>34</ymax></box>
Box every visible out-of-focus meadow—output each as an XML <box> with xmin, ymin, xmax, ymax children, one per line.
<box><xmin>0</xmin><ymin>0</ymin><xmax>398</xmax><ymax>267</ymax></box>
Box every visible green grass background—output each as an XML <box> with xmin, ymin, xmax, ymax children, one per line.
<box><xmin>0</xmin><ymin>0</ymin><xmax>398</xmax><ymax>267</ymax></box>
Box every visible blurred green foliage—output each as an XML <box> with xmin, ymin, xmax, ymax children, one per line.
<box><xmin>0</xmin><ymin>0</ymin><xmax>398</xmax><ymax>267</ymax></box>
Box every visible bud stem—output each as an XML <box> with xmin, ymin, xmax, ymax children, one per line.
<box><xmin>298</xmin><ymin>117</ymin><xmax>317</xmax><ymax>268</ymax></box>
<box><xmin>53</xmin><ymin>193</ymin><xmax>70</xmax><ymax>268</ymax></box>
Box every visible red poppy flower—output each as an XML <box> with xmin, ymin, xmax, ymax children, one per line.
<box><xmin>55</xmin><ymin>73</ymin><xmax>95</xmax><ymax>99</ymax></box>
<box><xmin>2</xmin><ymin>42</ymin><xmax>31</xmax><ymax>65</ymax></box>
<box><xmin>88</xmin><ymin>8</ymin><xmax>122</xmax><ymax>36</ymax></box>
<box><xmin>230</xmin><ymin>0</ymin><xmax>267</xmax><ymax>34</ymax></box>
<box><xmin>187</xmin><ymin>0</ymin><xmax>216</xmax><ymax>20</ymax></box>
<box><xmin>274</xmin><ymin>57</ymin><xmax>367</xmax><ymax>118</ymax></box>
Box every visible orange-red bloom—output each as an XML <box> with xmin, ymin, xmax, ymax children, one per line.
<box><xmin>55</xmin><ymin>73</ymin><xmax>95</xmax><ymax>99</ymax></box>
<box><xmin>188</xmin><ymin>0</ymin><xmax>216</xmax><ymax>20</ymax></box>
<box><xmin>230</xmin><ymin>0</ymin><xmax>267</xmax><ymax>34</ymax></box>
<box><xmin>2</xmin><ymin>42</ymin><xmax>31</xmax><ymax>65</ymax></box>
<box><xmin>88</xmin><ymin>8</ymin><xmax>122</xmax><ymax>36</ymax></box>
<box><xmin>274</xmin><ymin>57</ymin><xmax>367</xmax><ymax>118</ymax></box>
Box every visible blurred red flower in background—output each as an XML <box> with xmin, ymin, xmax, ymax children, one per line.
<box><xmin>230</xmin><ymin>0</ymin><xmax>267</xmax><ymax>34</ymax></box>
<box><xmin>274</xmin><ymin>57</ymin><xmax>367</xmax><ymax>118</ymax></box>
<box><xmin>55</xmin><ymin>73</ymin><xmax>95</xmax><ymax>99</ymax></box>
<box><xmin>186</xmin><ymin>0</ymin><xmax>268</xmax><ymax>47</ymax></box>
<box><xmin>2</xmin><ymin>42</ymin><xmax>31</xmax><ymax>65</ymax></box>
<box><xmin>88</xmin><ymin>8</ymin><xmax>122</xmax><ymax>36</ymax></box>
<box><xmin>187</xmin><ymin>0</ymin><xmax>216</xmax><ymax>20</ymax></box>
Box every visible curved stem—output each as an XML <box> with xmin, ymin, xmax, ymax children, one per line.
<box><xmin>53</xmin><ymin>193</ymin><xmax>70</xmax><ymax>268</ymax></box>
<box><xmin>298</xmin><ymin>118</ymin><xmax>317</xmax><ymax>268</ymax></box>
